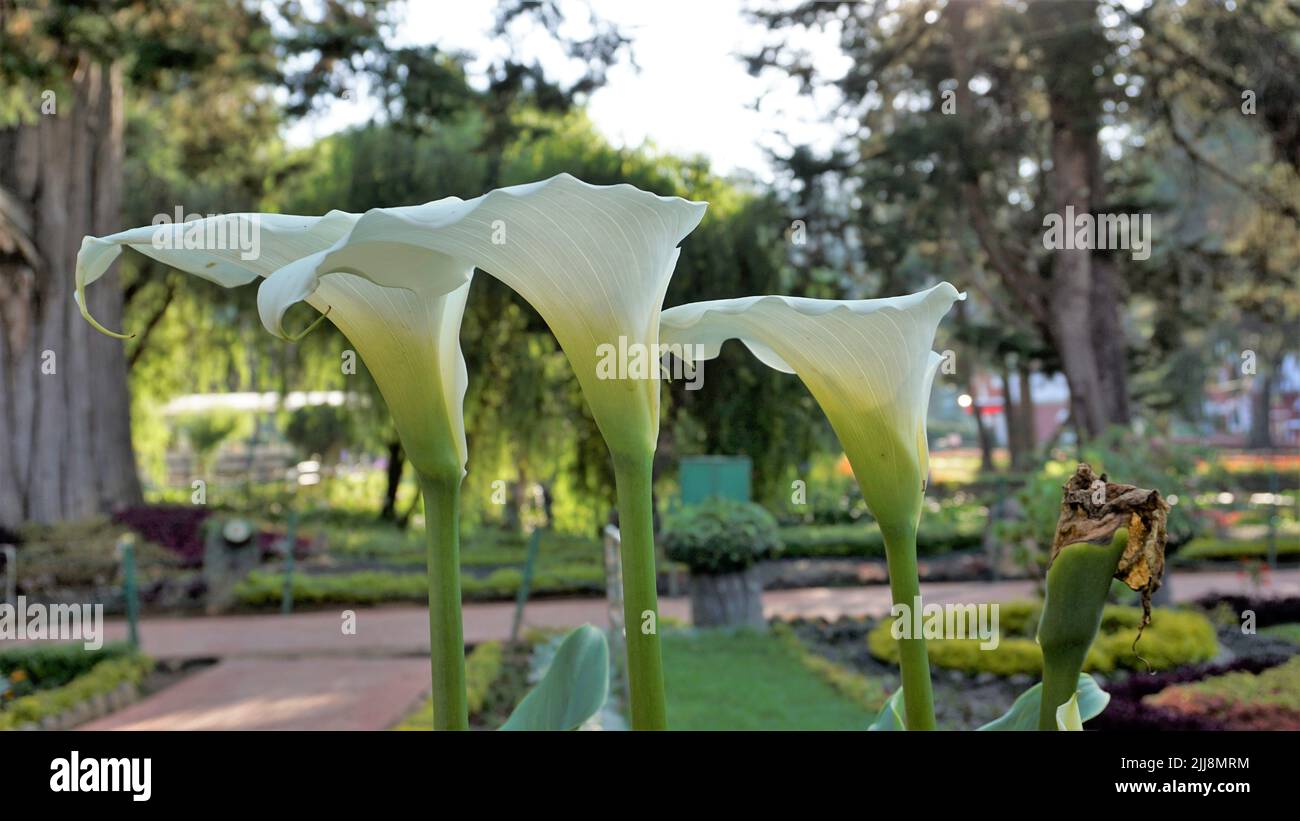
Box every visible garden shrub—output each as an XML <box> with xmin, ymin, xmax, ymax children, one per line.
<box><xmin>866</xmin><ymin>601</ymin><xmax>1218</xmax><ymax>676</ymax></box>
<box><xmin>113</xmin><ymin>504</ymin><xmax>213</xmax><ymax>565</ymax></box>
<box><xmin>0</xmin><ymin>653</ymin><xmax>153</xmax><ymax>730</ymax></box>
<box><xmin>232</xmin><ymin>563</ymin><xmax>606</xmax><ymax>608</ymax></box>
<box><xmin>0</xmin><ymin>642</ymin><xmax>133</xmax><ymax>690</ymax></box>
<box><xmin>12</xmin><ymin>520</ymin><xmax>178</xmax><ymax>589</ymax></box>
<box><xmin>661</xmin><ymin>498</ymin><xmax>781</xmax><ymax>574</ymax></box>
<box><xmin>1177</xmin><ymin>538</ymin><xmax>1300</xmax><ymax>562</ymax></box>
<box><xmin>996</xmin><ymin>430</ymin><xmax>1215</xmax><ymax>575</ymax></box>
<box><xmin>777</xmin><ymin>519</ymin><xmax>981</xmax><ymax>560</ymax></box>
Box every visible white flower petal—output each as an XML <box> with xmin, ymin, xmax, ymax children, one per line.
<box><xmin>75</xmin><ymin>208</ymin><xmax>472</xmax><ymax>478</ymax></box>
<box><xmin>297</xmin><ymin>173</ymin><xmax>707</xmax><ymax>454</ymax></box>
<box><xmin>660</xmin><ymin>282</ymin><xmax>964</xmax><ymax>530</ymax></box>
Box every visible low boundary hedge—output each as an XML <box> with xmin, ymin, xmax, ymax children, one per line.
<box><xmin>867</xmin><ymin>601</ymin><xmax>1218</xmax><ymax>676</ymax></box>
<box><xmin>0</xmin><ymin>653</ymin><xmax>154</xmax><ymax>730</ymax></box>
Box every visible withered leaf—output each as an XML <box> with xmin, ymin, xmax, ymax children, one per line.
<box><xmin>1048</xmin><ymin>463</ymin><xmax>1169</xmax><ymax>630</ymax></box>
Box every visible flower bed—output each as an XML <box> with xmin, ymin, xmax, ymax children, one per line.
<box><xmin>1087</xmin><ymin>654</ymin><xmax>1292</xmax><ymax>731</ymax></box>
<box><xmin>0</xmin><ymin>643</ymin><xmax>154</xmax><ymax>731</ymax></box>
<box><xmin>1141</xmin><ymin>656</ymin><xmax>1300</xmax><ymax>730</ymax></box>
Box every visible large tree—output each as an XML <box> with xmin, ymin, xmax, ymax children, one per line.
<box><xmin>0</xmin><ymin>0</ymin><xmax>389</xmax><ymax>530</ymax></box>
<box><xmin>749</xmin><ymin>0</ymin><xmax>1144</xmax><ymax>439</ymax></box>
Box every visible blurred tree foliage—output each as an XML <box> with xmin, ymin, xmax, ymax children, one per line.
<box><xmin>746</xmin><ymin>0</ymin><xmax>1298</xmax><ymax>450</ymax></box>
<box><xmin>109</xmin><ymin>2</ymin><xmax>820</xmax><ymax>531</ymax></box>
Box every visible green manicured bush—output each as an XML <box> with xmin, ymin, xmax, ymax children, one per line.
<box><xmin>1178</xmin><ymin>538</ymin><xmax>1300</xmax><ymax>562</ymax></box>
<box><xmin>0</xmin><ymin>642</ymin><xmax>133</xmax><ymax>689</ymax></box>
<box><xmin>233</xmin><ymin>562</ymin><xmax>606</xmax><ymax>608</ymax></box>
<box><xmin>778</xmin><ymin>524</ymin><xmax>885</xmax><ymax>558</ymax></box>
<box><xmin>0</xmin><ymin>654</ymin><xmax>153</xmax><ymax>730</ymax></box>
<box><xmin>777</xmin><ymin>520</ymin><xmax>981</xmax><ymax>560</ymax></box>
<box><xmin>867</xmin><ymin>601</ymin><xmax>1218</xmax><ymax>676</ymax></box>
<box><xmin>661</xmin><ymin>499</ymin><xmax>781</xmax><ymax>574</ymax></box>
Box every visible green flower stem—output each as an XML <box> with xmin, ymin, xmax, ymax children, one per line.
<box><xmin>880</xmin><ymin>521</ymin><xmax>937</xmax><ymax>730</ymax></box>
<box><xmin>611</xmin><ymin>449</ymin><xmax>668</xmax><ymax>730</ymax></box>
<box><xmin>1037</xmin><ymin>535</ymin><xmax>1126</xmax><ymax>730</ymax></box>
<box><xmin>418</xmin><ymin>471</ymin><xmax>468</xmax><ymax>731</ymax></box>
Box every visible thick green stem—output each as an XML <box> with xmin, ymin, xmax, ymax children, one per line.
<box><xmin>418</xmin><ymin>472</ymin><xmax>468</xmax><ymax>730</ymax></box>
<box><xmin>881</xmin><ymin>522</ymin><xmax>936</xmax><ymax>731</ymax></box>
<box><xmin>1037</xmin><ymin>536</ymin><xmax>1126</xmax><ymax>730</ymax></box>
<box><xmin>611</xmin><ymin>449</ymin><xmax>668</xmax><ymax>730</ymax></box>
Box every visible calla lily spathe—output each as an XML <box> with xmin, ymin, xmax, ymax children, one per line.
<box><xmin>659</xmin><ymin>282</ymin><xmax>964</xmax><ymax>533</ymax></box>
<box><xmin>76</xmin><ymin>211</ymin><xmax>473</xmax><ymax>481</ymax></box>
<box><xmin>78</xmin><ymin>174</ymin><xmax>707</xmax><ymax>466</ymax></box>
<box><xmin>77</xmin><ymin>173</ymin><xmax>707</xmax><ymax>730</ymax></box>
<box><xmin>660</xmin><ymin>281</ymin><xmax>963</xmax><ymax>732</ymax></box>
<box><xmin>248</xmin><ymin>173</ymin><xmax>707</xmax><ymax>456</ymax></box>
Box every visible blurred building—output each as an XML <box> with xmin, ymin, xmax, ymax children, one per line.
<box><xmin>1202</xmin><ymin>354</ymin><xmax>1300</xmax><ymax>448</ymax></box>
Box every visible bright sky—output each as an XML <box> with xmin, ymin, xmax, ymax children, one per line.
<box><xmin>284</xmin><ymin>0</ymin><xmax>851</xmax><ymax>181</ymax></box>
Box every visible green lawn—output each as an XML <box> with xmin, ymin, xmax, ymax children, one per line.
<box><xmin>663</xmin><ymin>628</ymin><xmax>878</xmax><ymax>730</ymax></box>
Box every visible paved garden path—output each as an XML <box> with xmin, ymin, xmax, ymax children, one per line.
<box><xmin>67</xmin><ymin>568</ymin><xmax>1299</xmax><ymax>731</ymax></box>
<box><xmin>81</xmin><ymin>657</ymin><xmax>431</xmax><ymax>731</ymax></box>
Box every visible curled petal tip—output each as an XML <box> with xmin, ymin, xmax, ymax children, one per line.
<box><xmin>74</xmin><ymin>288</ymin><xmax>134</xmax><ymax>339</ymax></box>
<box><xmin>283</xmin><ymin>305</ymin><xmax>332</xmax><ymax>342</ymax></box>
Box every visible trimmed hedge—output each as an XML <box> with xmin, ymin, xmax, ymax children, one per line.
<box><xmin>0</xmin><ymin>642</ymin><xmax>133</xmax><ymax>690</ymax></box>
<box><xmin>1178</xmin><ymin>537</ymin><xmax>1300</xmax><ymax>562</ymax></box>
<box><xmin>233</xmin><ymin>564</ymin><xmax>606</xmax><ymax>608</ymax></box>
<box><xmin>777</xmin><ymin>521</ymin><xmax>981</xmax><ymax>560</ymax></box>
<box><xmin>867</xmin><ymin>601</ymin><xmax>1218</xmax><ymax>676</ymax></box>
<box><xmin>0</xmin><ymin>653</ymin><xmax>153</xmax><ymax>730</ymax></box>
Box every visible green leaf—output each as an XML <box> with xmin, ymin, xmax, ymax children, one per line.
<box><xmin>977</xmin><ymin>674</ymin><xmax>1109</xmax><ymax>731</ymax></box>
<box><xmin>500</xmin><ymin>625</ymin><xmax>609</xmax><ymax>731</ymax></box>
<box><xmin>866</xmin><ymin>688</ymin><xmax>907</xmax><ymax>731</ymax></box>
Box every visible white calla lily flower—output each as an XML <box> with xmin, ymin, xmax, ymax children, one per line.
<box><xmin>75</xmin><ymin>211</ymin><xmax>473</xmax><ymax>480</ymax></box>
<box><xmin>660</xmin><ymin>282</ymin><xmax>964</xmax><ymax>533</ymax></box>
<box><xmin>77</xmin><ymin>173</ymin><xmax>706</xmax><ymax>730</ymax></box>
<box><xmin>77</xmin><ymin>210</ymin><xmax>476</xmax><ymax>728</ymax></box>
<box><xmin>660</xmin><ymin>281</ymin><xmax>963</xmax><ymax>731</ymax></box>
<box><xmin>245</xmin><ymin>173</ymin><xmax>704</xmax><ymax>731</ymax></box>
<box><xmin>248</xmin><ymin>172</ymin><xmax>707</xmax><ymax>457</ymax></box>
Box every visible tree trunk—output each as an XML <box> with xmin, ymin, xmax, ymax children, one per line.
<box><xmin>1046</xmin><ymin>117</ymin><xmax>1111</xmax><ymax>441</ymax></box>
<box><xmin>1017</xmin><ymin>361</ymin><xmax>1037</xmax><ymax>462</ymax></box>
<box><xmin>1000</xmin><ymin>357</ymin><xmax>1023</xmax><ymax>472</ymax></box>
<box><xmin>1037</xmin><ymin>1</ymin><xmax>1130</xmax><ymax>442</ymax></box>
<box><xmin>0</xmin><ymin>58</ymin><xmax>141</xmax><ymax>531</ymax></box>
<box><xmin>1088</xmin><ymin>133</ymin><xmax>1132</xmax><ymax>430</ymax></box>
<box><xmin>1247</xmin><ymin>369</ymin><xmax>1275</xmax><ymax>449</ymax></box>
<box><xmin>969</xmin><ymin>375</ymin><xmax>995</xmax><ymax>473</ymax></box>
